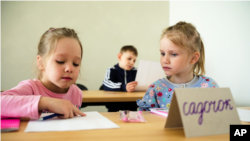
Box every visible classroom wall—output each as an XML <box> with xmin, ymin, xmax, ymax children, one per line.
<box><xmin>2</xmin><ymin>1</ymin><xmax>249</xmax><ymax>108</ymax></box>
<box><xmin>1</xmin><ymin>1</ymin><xmax>169</xmax><ymax>90</ymax></box>
<box><xmin>169</xmin><ymin>1</ymin><xmax>250</xmax><ymax>107</ymax></box>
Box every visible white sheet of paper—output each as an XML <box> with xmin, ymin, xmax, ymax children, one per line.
<box><xmin>135</xmin><ymin>60</ymin><xmax>165</xmax><ymax>91</ymax></box>
<box><xmin>237</xmin><ymin>108</ymin><xmax>250</xmax><ymax>122</ymax></box>
<box><xmin>24</xmin><ymin>111</ymin><xmax>119</xmax><ymax>132</ymax></box>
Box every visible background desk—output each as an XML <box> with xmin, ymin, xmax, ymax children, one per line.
<box><xmin>2</xmin><ymin>109</ymin><xmax>249</xmax><ymax>141</ymax></box>
<box><xmin>82</xmin><ymin>90</ymin><xmax>145</xmax><ymax>102</ymax></box>
<box><xmin>81</xmin><ymin>90</ymin><xmax>145</xmax><ymax>107</ymax></box>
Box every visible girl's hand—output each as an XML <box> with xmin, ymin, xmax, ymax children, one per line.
<box><xmin>38</xmin><ymin>97</ymin><xmax>86</xmax><ymax>119</ymax></box>
<box><xmin>126</xmin><ymin>81</ymin><xmax>138</xmax><ymax>92</ymax></box>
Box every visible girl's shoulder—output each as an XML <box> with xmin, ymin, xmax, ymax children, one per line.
<box><xmin>19</xmin><ymin>79</ymin><xmax>54</xmax><ymax>95</ymax></box>
<box><xmin>198</xmin><ymin>75</ymin><xmax>219</xmax><ymax>88</ymax></box>
<box><xmin>1</xmin><ymin>79</ymin><xmax>42</xmax><ymax>96</ymax></box>
<box><xmin>14</xmin><ymin>79</ymin><xmax>40</xmax><ymax>89</ymax></box>
<box><xmin>147</xmin><ymin>78</ymin><xmax>173</xmax><ymax>92</ymax></box>
<box><xmin>148</xmin><ymin>78</ymin><xmax>163</xmax><ymax>88</ymax></box>
<box><xmin>18</xmin><ymin>79</ymin><xmax>41</xmax><ymax>85</ymax></box>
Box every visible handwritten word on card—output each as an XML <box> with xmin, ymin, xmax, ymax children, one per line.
<box><xmin>183</xmin><ymin>99</ymin><xmax>234</xmax><ymax>125</ymax></box>
<box><xmin>165</xmin><ymin>88</ymin><xmax>240</xmax><ymax>138</ymax></box>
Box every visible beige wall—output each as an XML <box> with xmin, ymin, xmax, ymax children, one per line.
<box><xmin>1</xmin><ymin>1</ymin><xmax>169</xmax><ymax>90</ymax></box>
<box><xmin>170</xmin><ymin>1</ymin><xmax>250</xmax><ymax>107</ymax></box>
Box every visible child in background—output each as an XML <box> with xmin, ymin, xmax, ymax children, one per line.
<box><xmin>1</xmin><ymin>27</ymin><xmax>86</xmax><ymax>119</ymax></box>
<box><xmin>102</xmin><ymin>45</ymin><xmax>138</xmax><ymax>112</ymax></box>
<box><xmin>137</xmin><ymin>21</ymin><xmax>219</xmax><ymax>111</ymax></box>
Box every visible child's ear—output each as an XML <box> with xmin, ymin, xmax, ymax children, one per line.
<box><xmin>37</xmin><ymin>55</ymin><xmax>44</xmax><ymax>71</ymax></box>
<box><xmin>190</xmin><ymin>52</ymin><xmax>200</xmax><ymax>64</ymax></box>
<box><xmin>117</xmin><ymin>53</ymin><xmax>122</xmax><ymax>61</ymax></box>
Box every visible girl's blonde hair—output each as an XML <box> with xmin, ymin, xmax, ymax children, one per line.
<box><xmin>161</xmin><ymin>21</ymin><xmax>205</xmax><ymax>76</ymax></box>
<box><xmin>36</xmin><ymin>27</ymin><xmax>83</xmax><ymax>80</ymax></box>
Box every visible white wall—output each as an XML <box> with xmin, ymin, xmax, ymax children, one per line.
<box><xmin>1</xmin><ymin>1</ymin><xmax>169</xmax><ymax>91</ymax></box>
<box><xmin>170</xmin><ymin>1</ymin><xmax>250</xmax><ymax>107</ymax></box>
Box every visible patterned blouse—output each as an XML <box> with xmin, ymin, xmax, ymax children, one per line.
<box><xmin>137</xmin><ymin>76</ymin><xmax>219</xmax><ymax>111</ymax></box>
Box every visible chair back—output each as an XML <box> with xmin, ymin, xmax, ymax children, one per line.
<box><xmin>76</xmin><ymin>84</ymin><xmax>88</xmax><ymax>90</ymax></box>
<box><xmin>99</xmin><ymin>84</ymin><xmax>104</xmax><ymax>90</ymax></box>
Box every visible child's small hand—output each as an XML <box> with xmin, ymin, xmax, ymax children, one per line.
<box><xmin>38</xmin><ymin>97</ymin><xmax>86</xmax><ymax>119</ymax></box>
<box><xmin>126</xmin><ymin>81</ymin><xmax>138</xmax><ymax>92</ymax></box>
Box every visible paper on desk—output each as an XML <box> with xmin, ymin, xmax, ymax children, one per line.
<box><xmin>25</xmin><ymin>111</ymin><xmax>119</xmax><ymax>132</ymax></box>
<box><xmin>237</xmin><ymin>108</ymin><xmax>250</xmax><ymax>122</ymax></box>
<box><xmin>135</xmin><ymin>60</ymin><xmax>165</xmax><ymax>91</ymax></box>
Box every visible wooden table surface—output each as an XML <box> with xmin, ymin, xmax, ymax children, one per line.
<box><xmin>82</xmin><ymin>90</ymin><xmax>145</xmax><ymax>102</ymax></box>
<box><xmin>2</xmin><ymin>107</ymin><xmax>249</xmax><ymax>141</ymax></box>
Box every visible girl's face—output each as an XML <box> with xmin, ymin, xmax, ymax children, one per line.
<box><xmin>160</xmin><ymin>37</ymin><xmax>193</xmax><ymax>77</ymax></box>
<box><xmin>41</xmin><ymin>37</ymin><xmax>82</xmax><ymax>93</ymax></box>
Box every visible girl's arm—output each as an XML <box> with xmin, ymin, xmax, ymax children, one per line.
<box><xmin>1</xmin><ymin>83</ymin><xmax>41</xmax><ymax>119</ymax></box>
<box><xmin>1</xmin><ymin>83</ymin><xmax>86</xmax><ymax>119</ymax></box>
<box><xmin>137</xmin><ymin>85</ymin><xmax>159</xmax><ymax>111</ymax></box>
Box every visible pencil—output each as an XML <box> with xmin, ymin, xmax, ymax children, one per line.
<box><xmin>37</xmin><ymin>113</ymin><xmax>63</xmax><ymax>121</ymax></box>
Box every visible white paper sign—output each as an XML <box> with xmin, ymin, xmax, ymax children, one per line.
<box><xmin>25</xmin><ymin>111</ymin><xmax>119</xmax><ymax>132</ymax></box>
<box><xmin>237</xmin><ymin>108</ymin><xmax>250</xmax><ymax>122</ymax></box>
<box><xmin>135</xmin><ymin>60</ymin><xmax>165</xmax><ymax>91</ymax></box>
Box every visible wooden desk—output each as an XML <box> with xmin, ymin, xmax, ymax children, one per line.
<box><xmin>2</xmin><ymin>108</ymin><xmax>249</xmax><ymax>141</ymax></box>
<box><xmin>82</xmin><ymin>90</ymin><xmax>145</xmax><ymax>103</ymax></box>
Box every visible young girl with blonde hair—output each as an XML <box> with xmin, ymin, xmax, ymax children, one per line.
<box><xmin>1</xmin><ymin>27</ymin><xmax>86</xmax><ymax>119</ymax></box>
<box><xmin>137</xmin><ymin>21</ymin><xmax>219</xmax><ymax>111</ymax></box>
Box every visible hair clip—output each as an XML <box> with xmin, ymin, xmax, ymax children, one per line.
<box><xmin>49</xmin><ymin>28</ymin><xmax>57</xmax><ymax>32</ymax></box>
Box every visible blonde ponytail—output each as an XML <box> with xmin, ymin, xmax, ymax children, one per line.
<box><xmin>194</xmin><ymin>40</ymin><xmax>205</xmax><ymax>75</ymax></box>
